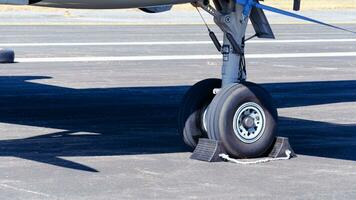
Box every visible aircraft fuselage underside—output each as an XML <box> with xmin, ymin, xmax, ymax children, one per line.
<box><xmin>4</xmin><ymin>0</ymin><xmax>195</xmax><ymax>9</ymax></box>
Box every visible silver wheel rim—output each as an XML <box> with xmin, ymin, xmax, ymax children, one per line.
<box><xmin>233</xmin><ymin>102</ymin><xmax>266</xmax><ymax>143</ymax></box>
<box><xmin>201</xmin><ymin>106</ymin><xmax>208</xmax><ymax>133</ymax></box>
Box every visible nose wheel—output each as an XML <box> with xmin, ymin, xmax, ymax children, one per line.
<box><xmin>206</xmin><ymin>82</ymin><xmax>278</xmax><ymax>158</ymax></box>
<box><xmin>179</xmin><ymin>80</ymin><xmax>277</xmax><ymax>158</ymax></box>
<box><xmin>178</xmin><ymin>78</ymin><xmax>221</xmax><ymax>149</ymax></box>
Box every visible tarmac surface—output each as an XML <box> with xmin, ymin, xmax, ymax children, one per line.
<box><xmin>0</xmin><ymin>8</ymin><xmax>355</xmax><ymax>24</ymax></box>
<box><xmin>0</xmin><ymin>14</ymin><xmax>355</xmax><ymax>199</ymax></box>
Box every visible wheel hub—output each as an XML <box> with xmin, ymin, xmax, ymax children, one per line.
<box><xmin>242</xmin><ymin>116</ymin><xmax>255</xmax><ymax>129</ymax></box>
<box><xmin>233</xmin><ymin>102</ymin><xmax>266</xmax><ymax>144</ymax></box>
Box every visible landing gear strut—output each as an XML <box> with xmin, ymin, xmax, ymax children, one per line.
<box><xmin>178</xmin><ymin>0</ymin><xmax>278</xmax><ymax>158</ymax></box>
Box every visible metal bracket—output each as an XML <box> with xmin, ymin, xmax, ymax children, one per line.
<box><xmin>193</xmin><ymin>1</ymin><xmax>219</xmax><ymax>18</ymax></box>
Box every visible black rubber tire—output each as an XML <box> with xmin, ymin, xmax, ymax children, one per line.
<box><xmin>206</xmin><ymin>82</ymin><xmax>278</xmax><ymax>158</ymax></box>
<box><xmin>0</xmin><ymin>49</ymin><xmax>15</xmax><ymax>63</ymax></box>
<box><xmin>178</xmin><ymin>78</ymin><xmax>221</xmax><ymax>149</ymax></box>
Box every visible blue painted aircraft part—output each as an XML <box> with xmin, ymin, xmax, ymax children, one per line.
<box><xmin>235</xmin><ymin>0</ymin><xmax>356</xmax><ymax>34</ymax></box>
<box><xmin>236</xmin><ymin>0</ymin><xmax>255</xmax><ymax>17</ymax></box>
<box><xmin>0</xmin><ymin>49</ymin><xmax>15</xmax><ymax>63</ymax></box>
<box><xmin>254</xmin><ymin>3</ymin><xmax>356</xmax><ymax>34</ymax></box>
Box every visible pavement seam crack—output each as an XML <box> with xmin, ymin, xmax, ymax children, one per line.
<box><xmin>0</xmin><ymin>183</ymin><xmax>52</xmax><ymax>198</ymax></box>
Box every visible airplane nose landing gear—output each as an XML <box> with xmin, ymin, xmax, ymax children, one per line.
<box><xmin>179</xmin><ymin>0</ymin><xmax>279</xmax><ymax>158</ymax></box>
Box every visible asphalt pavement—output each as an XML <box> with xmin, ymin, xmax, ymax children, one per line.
<box><xmin>0</xmin><ymin>13</ymin><xmax>355</xmax><ymax>199</ymax></box>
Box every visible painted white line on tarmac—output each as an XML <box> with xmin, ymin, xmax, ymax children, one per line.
<box><xmin>15</xmin><ymin>52</ymin><xmax>356</xmax><ymax>63</ymax></box>
<box><xmin>248</xmin><ymin>39</ymin><xmax>356</xmax><ymax>43</ymax></box>
<box><xmin>2</xmin><ymin>39</ymin><xmax>356</xmax><ymax>47</ymax></box>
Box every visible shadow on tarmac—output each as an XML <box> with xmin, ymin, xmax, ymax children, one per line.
<box><xmin>0</xmin><ymin>76</ymin><xmax>355</xmax><ymax>172</ymax></box>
